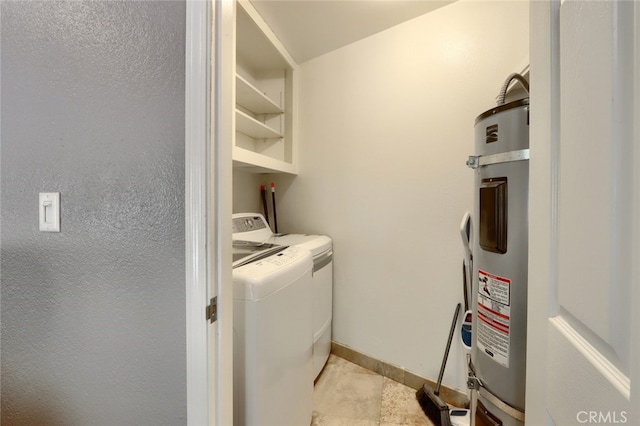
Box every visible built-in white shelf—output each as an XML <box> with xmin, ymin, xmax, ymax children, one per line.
<box><xmin>236</xmin><ymin>74</ymin><xmax>283</xmax><ymax>115</ymax></box>
<box><xmin>233</xmin><ymin>146</ymin><xmax>297</xmax><ymax>174</ymax></box>
<box><xmin>233</xmin><ymin>0</ymin><xmax>298</xmax><ymax>175</ymax></box>
<box><xmin>236</xmin><ymin>110</ymin><xmax>283</xmax><ymax>139</ymax></box>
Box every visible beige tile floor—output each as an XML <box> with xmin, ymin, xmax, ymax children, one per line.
<box><xmin>312</xmin><ymin>354</ymin><xmax>434</xmax><ymax>426</ymax></box>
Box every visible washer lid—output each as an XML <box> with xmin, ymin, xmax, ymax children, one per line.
<box><xmin>232</xmin><ymin>242</ymin><xmax>286</xmax><ymax>268</ymax></box>
<box><xmin>269</xmin><ymin>234</ymin><xmax>332</xmax><ymax>258</ymax></box>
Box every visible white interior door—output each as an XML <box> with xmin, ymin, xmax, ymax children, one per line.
<box><xmin>528</xmin><ymin>1</ymin><xmax>638</xmax><ymax>424</ymax></box>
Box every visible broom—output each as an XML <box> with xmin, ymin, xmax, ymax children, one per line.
<box><xmin>416</xmin><ymin>303</ymin><xmax>461</xmax><ymax>426</ymax></box>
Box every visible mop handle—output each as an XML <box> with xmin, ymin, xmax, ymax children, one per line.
<box><xmin>435</xmin><ymin>303</ymin><xmax>461</xmax><ymax>394</ymax></box>
<box><xmin>271</xmin><ymin>183</ymin><xmax>278</xmax><ymax>233</ymax></box>
<box><xmin>260</xmin><ymin>185</ymin><xmax>269</xmax><ymax>225</ymax></box>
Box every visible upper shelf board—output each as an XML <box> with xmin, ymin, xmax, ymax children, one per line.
<box><xmin>236</xmin><ymin>74</ymin><xmax>283</xmax><ymax>114</ymax></box>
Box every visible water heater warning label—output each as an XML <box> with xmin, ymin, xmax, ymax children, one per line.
<box><xmin>477</xmin><ymin>270</ymin><xmax>511</xmax><ymax>368</ymax></box>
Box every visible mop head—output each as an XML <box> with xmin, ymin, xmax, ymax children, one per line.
<box><xmin>416</xmin><ymin>384</ymin><xmax>452</xmax><ymax>426</ymax></box>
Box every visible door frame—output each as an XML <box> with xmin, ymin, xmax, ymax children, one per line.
<box><xmin>186</xmin><ymin>1</ymin><xmax>235</xmax><ymax>424</ymax></box>
<box><xmin>526</xmin><ymin>1</ymin><xmax>559</xmax><ymax>424</ymax></box>
<box><xmin>186</xmin><ymin>0</ymin><xmax>212</xmax><ymax>424</ymax></box>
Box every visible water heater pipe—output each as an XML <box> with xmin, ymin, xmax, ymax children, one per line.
<box><xmin>496</xmin><ymin>73</ymin><xmax>529</xmax><ymax>106</ymax></box>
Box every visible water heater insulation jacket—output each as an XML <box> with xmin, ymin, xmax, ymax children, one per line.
<box><xmin>469</xmin><ymin>97</ymin><xmax>529</xmax><ymax>426</ymax></box>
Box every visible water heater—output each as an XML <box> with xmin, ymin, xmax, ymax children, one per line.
<box><xmin>466</xmin><ymin>75</ymin><xmax>529</xmax><ymax>426</ymax></box>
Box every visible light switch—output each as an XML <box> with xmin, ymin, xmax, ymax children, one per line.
<box><xmin>39</xmin><ymin>192</ymin><xmax>60</xmax><ymax>232</ymax></box>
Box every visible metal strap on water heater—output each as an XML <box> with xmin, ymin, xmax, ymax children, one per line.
<box><xmin>466</xmin><ymin>148</ymin><xmax>530</xmax><ymax>169</ymax></box>
<box><xmin>479</xmin><ymin>387</ymin><xmax>526</xmax><ymax>422</ymax></box>
<box><xmin>468</xmin><ymin>357</ymin><xmax>526</xmax><ymax>422</ymax></box>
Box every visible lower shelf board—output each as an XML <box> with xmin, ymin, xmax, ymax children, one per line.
<box><xmin>233</xmin><ymin>146</ymin><xmax>297</xmax><ymax>174</ymax></box>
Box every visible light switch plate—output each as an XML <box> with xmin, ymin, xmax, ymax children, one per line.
<box><xmin>39</xmin><ymin>192</ymin><xmax>60</xmax><ymax>232</ymax></box>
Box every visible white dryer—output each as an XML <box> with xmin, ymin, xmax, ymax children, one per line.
<box><xmin>233</xmin><ymin>213</ymin><xmax>333</xmax><ymax>379</ymax></box>
<box><xmin>232</xmin><ymin>243</ymin><xmax>313</xmax><ymax>426</ymax></box>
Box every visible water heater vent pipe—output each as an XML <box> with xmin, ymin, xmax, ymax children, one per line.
<box><xmin>496</xmin><ymin>73</ymin><xmax>529</xmax><ymax>106</ymax></box>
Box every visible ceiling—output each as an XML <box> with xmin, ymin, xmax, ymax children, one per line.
<box><xmin>249</xmin><ymin>0</ymin><xmax>456</xmax><ymax>63</ymax></box>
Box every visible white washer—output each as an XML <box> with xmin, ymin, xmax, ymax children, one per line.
<box><xmin>232</xmin><ymin>244</ymin><xmax>313</xmax><ymax>426</ymax></box>
<box><xmin>233</xmin><ymin>213</ymin><xmax>333</xmax><ymax>379</ymax></box>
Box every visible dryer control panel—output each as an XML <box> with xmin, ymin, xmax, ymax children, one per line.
<box><xmin>233</xmin><ymin>214</ymin><xmax>268</xmax><ymax>234</ymax></box>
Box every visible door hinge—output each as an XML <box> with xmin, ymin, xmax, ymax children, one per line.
<box><xmin>206</xmin><ymin>296</ymin><xmax>217</xmax><ymax>323</ymax></box>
